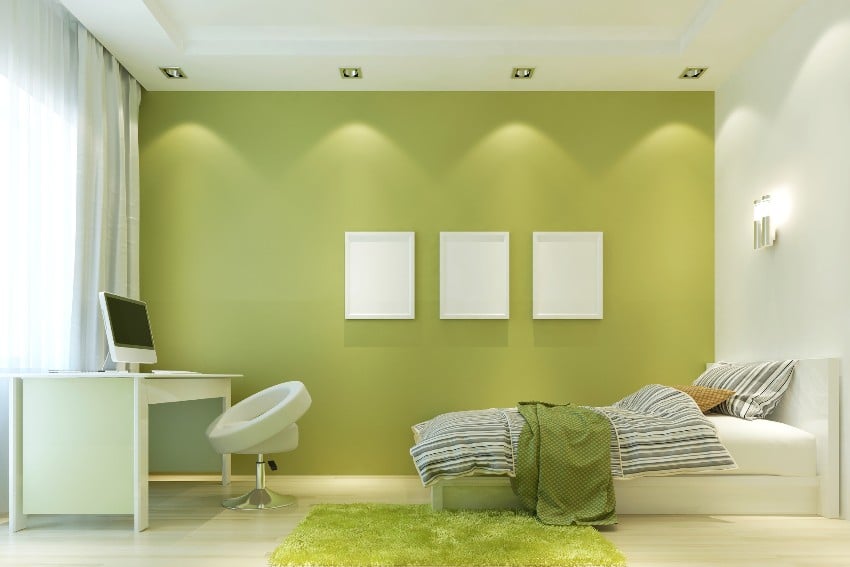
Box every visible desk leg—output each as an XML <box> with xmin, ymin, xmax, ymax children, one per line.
<box><xmin>134</xmin><ymin>379</ymin><xmax>149</xmax><ymax>532</ymax></box>
<box><xmin>221</xmin><ymin>392</ymin><xmax>231</xmax><ymax>486</ymax></box>
<box><xmin>9</xmin><ymin>378</ymin><xmax>26</xmax><ymax>532</ymax></box>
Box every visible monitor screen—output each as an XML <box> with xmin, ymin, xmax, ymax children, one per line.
<box><xmin>99</xmin><ymin>291</ymin><xmax>157</xmax><ymax>364</ymax></box>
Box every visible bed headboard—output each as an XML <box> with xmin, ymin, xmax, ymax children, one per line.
<box><xmin>712</xmin><ymin>358</ymin><xmax>840</xmax><ymax>518</ymax></box>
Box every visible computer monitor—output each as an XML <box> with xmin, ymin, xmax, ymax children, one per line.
<box><xmin>98</xmin><ymin>291</ymin><xmax>157</xmax><ymax>365</ymax></box>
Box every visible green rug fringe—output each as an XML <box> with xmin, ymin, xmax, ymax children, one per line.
<box><xmin>269</xmin><ymin>503</ymin><xmax>627</xmax><ymax>567</ymax></box>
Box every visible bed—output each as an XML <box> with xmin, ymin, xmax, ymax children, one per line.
<box><xmin>414</xmin><ymin>358</ymin><xmax>839</xmax><ymax>518</ymax></box>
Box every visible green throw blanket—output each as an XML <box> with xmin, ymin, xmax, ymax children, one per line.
<box><xmin>511</xmin><ymin>402</ymin><xmax>616</xmax><ymax>526</ymax></box>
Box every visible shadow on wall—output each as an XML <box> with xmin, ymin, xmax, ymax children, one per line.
<box><xmin>343</xmin><ymin>319</ymin><xmax>509</xmax><ymax>348</ymax></box>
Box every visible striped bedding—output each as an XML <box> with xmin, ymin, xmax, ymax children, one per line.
<box><xmin>410</xmin><ymin>384</ymin><xmax>737</xmax><ymax>486</ymax></box>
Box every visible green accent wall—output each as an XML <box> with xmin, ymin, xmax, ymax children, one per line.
<box><xmin>139</xmin><ymin>91</ymin><xmax>714</xmax><ymax>476</ymax></box>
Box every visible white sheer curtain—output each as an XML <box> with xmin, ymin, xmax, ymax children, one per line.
<box><xmin>0</xmin><ymin>0</ymin><xmax>141</xmax><ymax>371</ymax></box>
<box><xmin>71</xmin><ymin>26</ymin><xmax>142</xmax><ymax>372</ymax></box>
<box><xmin>0</xmin><ymin>0</ymin><xmax>78</xmax><ymax>371</ymax></box>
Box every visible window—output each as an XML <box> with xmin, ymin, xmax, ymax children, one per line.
<box><xmin>0</xmin><ymin>62</ymin><xmax>77</xmax><ymax>370</ymax></box>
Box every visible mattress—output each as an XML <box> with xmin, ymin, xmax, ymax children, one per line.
<box><xmin>699</xmin><ymin>415</ymin><xmax>817</xmax><ymax>477</ymax></box>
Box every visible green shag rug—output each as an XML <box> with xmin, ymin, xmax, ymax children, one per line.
<box><xmin>269</xmin><ymin>503</ymin><xmax>627</xmax><ymax>567</ymax></box>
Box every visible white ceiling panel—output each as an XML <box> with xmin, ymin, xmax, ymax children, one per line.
<box><xmin>59</xmin><ymin>0</ymin><xmax>806</xmax><ymax>91</ymax></box>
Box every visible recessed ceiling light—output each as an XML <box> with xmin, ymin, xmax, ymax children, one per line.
<box><xmin>339</xmin><ymin>67</ymin><xmax>362</xmax><ymax>79</ymax></box>
<box><xmin>679</xmin><ymin>67</ymin><xmax>708</xmax><ymax>79</ymax></box>
<box><xmin>159</xmin><ymin>66</ymin><xmax>186</xmax><ymax>79</ymax></box>
<box><xmin>512</xmin><ymin>67</ymin><xmax>535</xmax><ymax>79</ymax></box>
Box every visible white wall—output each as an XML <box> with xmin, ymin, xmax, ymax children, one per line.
<box><xmin>0</xmin><ymin>378</ymin><xmax>7</xmax><ymax>513</ymax></box>
<box><xmin>716</xmin><ymin>0</ymin><xmax>850</xmax><ymax>518</ymax></box>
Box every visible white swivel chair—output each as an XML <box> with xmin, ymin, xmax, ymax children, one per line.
<box><xmin>206</xmin><ymin>380</ymin><xmax>312</xmax><ymax>510</ymax></box>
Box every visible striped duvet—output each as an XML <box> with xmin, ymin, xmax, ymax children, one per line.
<box><xmin>410</xmin><ymin>384</ymin><xmax>737</xmax><ymax>486</ymax></box>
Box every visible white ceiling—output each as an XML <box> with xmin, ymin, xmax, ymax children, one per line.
<box><xmin>59</xmin><ymin>0</ymin><xmax>806</xmax><ymax>91</ymax></box>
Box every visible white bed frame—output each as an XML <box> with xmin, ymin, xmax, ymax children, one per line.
<box><xmin>431</xmin><ymin>358</ymin><xmax>840</xmax><ymax>518</ymax></box>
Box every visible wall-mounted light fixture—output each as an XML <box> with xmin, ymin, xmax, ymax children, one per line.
<box><xmin>753</xmin><ymin>194</ymin><xmax>775</xmax><ymax>249</ymax></box>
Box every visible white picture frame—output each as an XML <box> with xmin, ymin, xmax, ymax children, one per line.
<box><xmin>440</xmin><ymin>232</ymin><xmax>510</xmax><ymax>319</ymax></box>
<box><xmin>345</xmin><ymin>232</ymin><xmax>415</xmax><ymax>319</ymax></box>
<box><xmin>533</xmin><ymin>231</ymin><xmax>603</xmax><ymax>319</ymax></box>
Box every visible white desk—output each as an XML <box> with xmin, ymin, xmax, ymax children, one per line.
<box><xmin>6</xmin><ymin>372</ymin><xmax>239</xmax><ymax>532</ymax></box>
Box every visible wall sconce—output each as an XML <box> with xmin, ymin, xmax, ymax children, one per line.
<box><xmin>753</xmin><ymin>194</ymin><xmax>775</xmax><ymax>249</ymax></box>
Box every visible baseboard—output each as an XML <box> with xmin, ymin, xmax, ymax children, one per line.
<box><xmin>150</xmin><ymin>474</ymin><xmax>228</xmax><ymax>482</ymax></box>
<box><xmin>150</xmin><ymin>474</ymin><xmax>825</xmax><ymax>516</ymax></box>
<box><xmin>150</xmin><ymin>473</ymin><xmax>428</xmax><ymax>490</ymax></box>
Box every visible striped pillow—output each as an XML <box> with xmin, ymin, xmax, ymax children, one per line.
<box><xmin>693</xmin><ymin>360</ymin><xmax>797</xmax><ymax>420</ymax></box>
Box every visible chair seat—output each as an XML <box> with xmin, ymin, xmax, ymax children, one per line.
<box><xmin>218</xmin><ymin>423</ymin><xmax>299</xmax><ymax>455</ymax></box>
<box><xmin>206</xmin><ymin>381</ymin><xmax>311</xmax><ymax>455</ymax></box>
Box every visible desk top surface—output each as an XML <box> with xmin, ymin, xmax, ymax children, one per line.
<box><xmin>1</xmin><ymin>372</ymin><xmax>241</xmax><ymax>379</ymax></box>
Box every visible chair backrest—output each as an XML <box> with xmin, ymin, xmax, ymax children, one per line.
<box><xmin>226</xmin><ymin>381</ymin><xmax>311</xmax><ymax>425</ymax></box>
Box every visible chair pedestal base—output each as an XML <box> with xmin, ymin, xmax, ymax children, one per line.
<box><xmin>222</xmin><ymin>487</ymin><xmax>295</xmax><ymax>510</ymax></box>
<box><xmin>221</xmin><ymin>453</ymin><xmax>296</xmax><ymax>510</ymax></box>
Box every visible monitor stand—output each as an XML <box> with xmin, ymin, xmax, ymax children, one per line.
<box><xmin>99</xmin><ymin>352</ymin><xmax>127</xmax><ymax>372</ymax></box>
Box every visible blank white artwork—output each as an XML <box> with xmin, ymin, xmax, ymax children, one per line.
<box><xmin>533</xmin><ymin>232</ymin><xmax>603</xmax><ymax>319</ymax></box>
<box><xmin>440</xmin><ymin>232</ymin><xmax>509</xmax><ymax>319</ymax></box>
<box><xmin>345</xmin><ymin>232</ymin><xmax>415</xmax><ymax>319</ymax></box>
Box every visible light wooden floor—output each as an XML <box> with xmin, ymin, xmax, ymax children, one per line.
<box><xmin>1</xmin><ymin>476</ymin><xmax>849</xmax><ymax>567</ymax></box>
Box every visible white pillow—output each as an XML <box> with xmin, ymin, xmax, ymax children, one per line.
<box><xmin>693</xmin><ymin>360</ymin><xmax>797</xmax><ymax>420</ymax></box>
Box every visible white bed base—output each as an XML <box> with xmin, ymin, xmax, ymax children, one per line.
<box><xmin>431</xmin><ymin>358</ymin><xmax>840</xmax><ymax>518</ymax></box>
